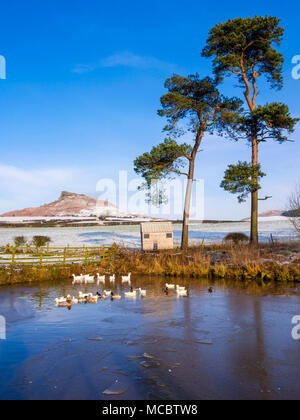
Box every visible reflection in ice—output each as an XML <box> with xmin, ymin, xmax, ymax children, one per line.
<box><xmin>0</xmin><ymin>277</ymin><xmax>300</xmax><ymax>400</ymax></box>
<box><xmin>102</xmin><ymin>380</ymin><xmax>129</xmax><ymax>396</ymax></box>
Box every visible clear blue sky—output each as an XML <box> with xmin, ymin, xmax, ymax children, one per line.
<box><xmin>0</xmin><ymin>0</ymin><xmax>299</xmax><ymax>219</ymax></box>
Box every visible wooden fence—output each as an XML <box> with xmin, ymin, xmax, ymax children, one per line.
<box><xmin>0</xmin><ymin>245</ymin><xmax>113</xmax><ymax>267</ymax></box>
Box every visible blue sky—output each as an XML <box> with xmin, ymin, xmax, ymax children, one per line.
<box><xmin>0</xmin><ymin>0</ymin><xmax>299</xmax><ymax>219</ymax></box>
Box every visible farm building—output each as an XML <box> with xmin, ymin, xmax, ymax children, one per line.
<box><xmin>140</xmin><ymin>222</ymin><xmax>174</xmax><ymax>251</ymax></box>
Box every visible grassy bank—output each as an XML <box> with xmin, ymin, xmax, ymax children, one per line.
<box><xmin>0</xmin><ymin>241</ymin><xmax>299</xmax><ymax>286</ymax></box>
<box><xmin>108</xmin><ymin>242</ymin><xmax>300</xmax><ymax>283</ymax></box>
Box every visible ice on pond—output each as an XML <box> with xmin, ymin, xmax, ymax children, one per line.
<box><xmin>170</xmin><ymin>362</ymin><xmax>181</xmax><ymax>369</ymax></box>
<box><xmin>142</xmin><ymin>339</ymin><xmax>158</xmax><ymax>345</ymax></box>
<box><xmin>140</xmin><ymin>360</ymin><xmax>161</xmax><ymax>369</ymax></box>
<box><xmin>126</xmin><ymin>341</ymin><xmax>139</xmax><ymax>346</ymax></box>
<box><xmin>102</xmin><ymin>380</ymin><xmax>129</xmax><ymax>396</ymax></box>
<box><xmin>143</xmin><ymin>353</ymin><xmax>156</xmax><ymax>360</ymax></box>
<box><xmin>195</xmin><ymin>340</ymin><xmax>213</xmax><ymax>345</ymax></box>
<box><xmin>87</xmin><ymin>337</ymin><xmax>103</xmax><ymax>342</ymax></box>
<box><xmin>126</xmin><ymin>355</ymin><xmax>142</xmax><ymax>360</ymax></box>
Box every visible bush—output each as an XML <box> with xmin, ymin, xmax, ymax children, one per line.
<box><xmin>13</xmin><ymin>236</ymin><xmax>28</xmax><ymax>247</ymax></box>
<box><xmin>224</xmin><ymin>232</ymin><xmax>249</xmax><ymax>244</ymax></box>
<box><xmin>32</xmin><ymin>236</ymin><xmax>52</xmax><ymax>247</ymax></box>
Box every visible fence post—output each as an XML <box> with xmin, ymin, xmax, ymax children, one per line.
<box><xmin>40</xmin><ymin>253</ymin><xmax>43</xmax><ymax>268</ymax></box>
<box><xmin>47</xmin><ymin>243</ymin><xmax>49</xmax><ymax>253</ymax></box>
<box><xmin>63</xmin><ymin>247</ymin><xmax>67</xmax><ymax>267</ymax></box>
<box><xmin>102</xmin><ymin>247</ymin><xmax>108</xmax><ymax>261</ymax></box>
<box><xmin>11</xmin><ymin>247</ymin><xmax>16</xmax><ymax>267</ymax></box>
<box><xmin>85</xmin><ymin>247</ymin><xmax>88</xmax><ymax>265</ymax></box>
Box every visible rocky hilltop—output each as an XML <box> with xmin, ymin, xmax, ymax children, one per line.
<box><xmin>0</xmin><ymin>191</ymin><xmax>121</xmax><ymax>218</ymax></box>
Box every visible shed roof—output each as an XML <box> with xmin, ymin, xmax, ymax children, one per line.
<box><xmin>140</xmin><ymin>222</ymin><xmax>173</xmax><ymax>233</ymax></box>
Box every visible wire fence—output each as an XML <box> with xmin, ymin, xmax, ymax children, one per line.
<box><xmin>0</xmin><ymin>245</ymin><xmax>113</xmax><ymax>267</ymax></box>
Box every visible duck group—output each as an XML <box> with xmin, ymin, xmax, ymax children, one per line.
<box><xmin>163</xmin><ymin>283</ymin><xmax>188</xmax><ymax>296</ymax></box>
<box><xmin>55</xmin><ymin>273</ymin><xmax>150</xmax><ymax>307</ymax></box>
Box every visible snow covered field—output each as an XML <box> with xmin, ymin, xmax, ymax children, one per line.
<box><xmin>0</xmin><ymin>218</ymin><xmax>297</xmax><ymax>248</ymax></box>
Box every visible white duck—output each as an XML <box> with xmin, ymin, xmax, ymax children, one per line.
<box><xmin>55</xmin><ymin>297</ymin><xmax>67</xmax><ymax>304</ymax></box>
<box><xmin>79</xmin><ymin>291</ymin><xmax>89</xmax><ymax>298</ymax></box>
<box><xmin>138</xmin><ymin>288</ymin><xmax>146</xmax><ymax>297</ymax></box>
<box><xmin>55</xmin><ymin>299</ymin><xmax>72</xmax><ymax>307</ymax></box>
<box><xmin>71</xmin><ymin>296</ymin><xmax>79</xmax><ymax>304</ymax></box>
<box><xmin>176</xmin><ymin>285</ymin><xmax>186</xmax><ymax>291</ymax></box>
<box><xmin>125</xmin><ymin>289</ymin><xmax>137</xmax><ymax>298</ymax></box>
<box><xmin>109</xmin><ymin>274</ymin><xmax>116</xmax><ymax>282</ymax></box>
<box><xmin>176</xmin><ymin>288</ymin><xmax>188</xmax><ymax>296</ymax></box>
<box><xmin>166</xmin><ymin>283</ymin><xmax>175</xmax><ymax>289</ymax></box>
<box><xmin>103</xmin><ymin>290</ymin><xmax>112</xmax><ymax>296</ymax></box>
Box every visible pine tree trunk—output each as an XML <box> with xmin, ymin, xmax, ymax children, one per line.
<box><xmin>181</xmin><ymin>128</ymin><xmax>203</xmax><ymax>250</ymax></box>
<box><xmin>250</xmin><ymin>189</ymin><xmax>258</xmax><ymax>244</ymax></box>
<box><xmin>181</xmin><ymin>162</ymin><xmax>195</xmax><ymax>250</ymax></box>
<box><xmin>251</xmin><ymin>133</ymin><xmax>259</xmax><ymax>245</ymax></box>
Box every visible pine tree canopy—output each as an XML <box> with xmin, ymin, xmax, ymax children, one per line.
<box><xmin>134</xmin><ymin>137</ymin><xmax>192</xmax><ymax>186</ymax></box>
<box><xmin>134</xmin><ymin>74</ymin><xmax>242</xmax><ymax>189</ymax></box>
<box><xmin>220</xmin><ymin>161</ymin><xmax>266</xmax><ymax>203</ymax></box>
<box><xmin>158</xmin><ymin>74</ymin><xmax>242</xmax><ymax>135</ymax></box>
<box><xmin>202</xmin><ymin>16</ymin><xmax>284</xmax><ymax>90</ymax></box>
<box><xmin>225</xmin><ymin>102</ymin><xmax>299</xmax><ymax>144</ymax></box>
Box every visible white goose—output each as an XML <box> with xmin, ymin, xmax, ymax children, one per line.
<box><xmin>72</xmin><ymin>274</ymin><xmax>83</xmax><ymax>281</ymax></box>
<box><xmin>84</xmin><ymin>275</ymin><xmax>95</xmax><ymax>284</ymax></box>
<box><xmin>122</xmin><ymin>273</ymin><xmax>131</xmax><ymax>283</ymax></box>
<box><xmin>176</xmin><ymin>285</ymin><xmax>186</xmax><ymax>291</ymax></box>
<box><xmin>109</xmin><ymin>274</ymin><xmax>116</xmax><ymax>282</ymax></box>
<box><xmin>72</xmin><ymin>274</ymin><xmax>84</xmax><ymax>284</ymax></box>
<box><xmin>166</xmin><ymin>283</ymin><xmax>175</xmax><ymax>289</ymax></box>
<box><xmin>96</xmin><ymin>274</ymin><xmax>105</xmax><ymax>285</ymax></box>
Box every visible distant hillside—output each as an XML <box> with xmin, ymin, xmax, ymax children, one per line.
<box><xmin>0</xmin><ymin>191</ymin><xmax>128</xmax><ymax>218</ymax></box>
<box><xmin>282</xmin><ymin>209</ymin><xmax>300</xmax><ymax>217</ymax></box>
<box><xmin>242</xmin><ymin>209</ymin><xmax>299</xmax><ymax>222</ymax></box>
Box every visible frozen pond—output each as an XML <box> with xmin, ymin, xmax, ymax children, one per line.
<box><xmin>0</xmin><ymin>219</ymin><xmax>296</xmax><ymax>248</ymax></box>
<box><xmin>0</xmin><ymin>277</ymin><xmax>300</xmax><ymax>400</ymax></box>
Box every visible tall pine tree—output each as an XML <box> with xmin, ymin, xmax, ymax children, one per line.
<box><xmin>134</xmin><ymin>74</ymin><xmax>241</xmax><ymax>248</ymax></box>
<box><xmin>202</xmin><ymin>16</ymin><xmax>298</xmax><ymax>244</ymax></box>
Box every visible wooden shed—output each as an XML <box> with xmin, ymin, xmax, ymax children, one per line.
<box><xmin>140</xmin><ymin>222</ymin><xmax>174</xmax><ymax>251</ymax></box>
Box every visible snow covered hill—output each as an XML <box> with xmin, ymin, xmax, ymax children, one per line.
<box><xmin>0</xmin><ymin>191</ymin><xmax>138</xmax><ymax>219</ymax></box>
